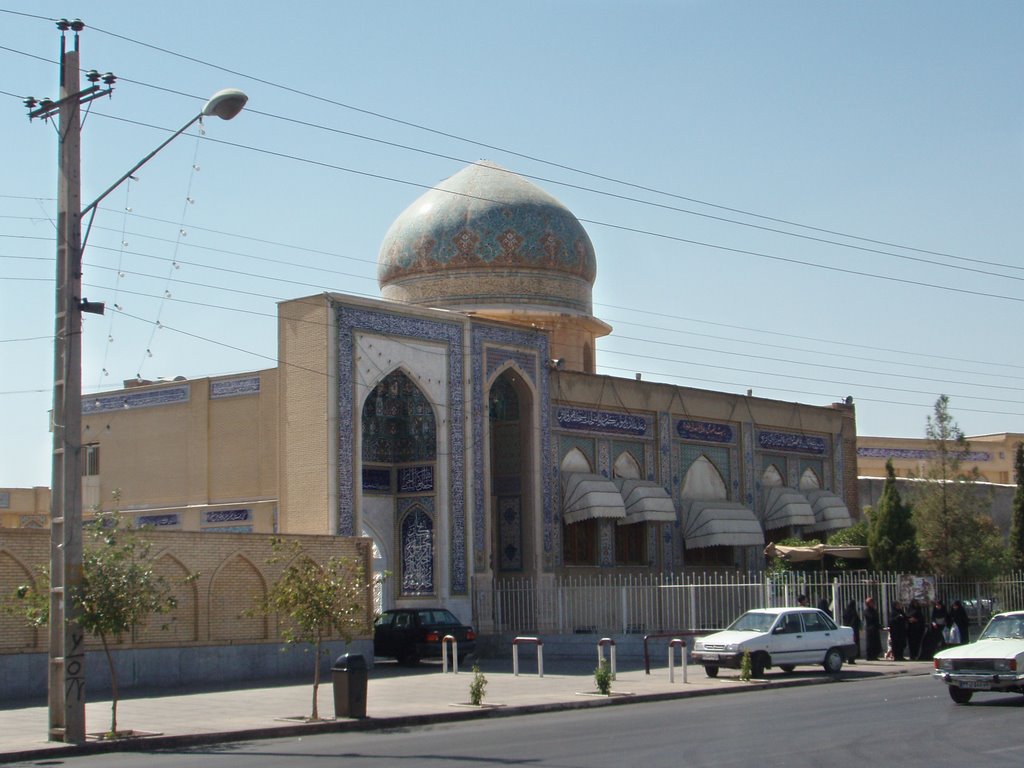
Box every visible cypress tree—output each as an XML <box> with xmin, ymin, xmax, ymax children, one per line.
<box><xmin>1010</xmin><ymin>443</ymin><xmax>1024</xmax><ymax>570</ymax></box>
<box><xmin>868</xmin><ymin>459</ymin><xmax>919</xmax><ymax>571</ymax></box>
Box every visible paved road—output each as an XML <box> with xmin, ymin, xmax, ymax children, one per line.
<box><xmin>11</xmin><ymin>675</ymin><xmax>1023</xmax><ymax>768</ymax></box>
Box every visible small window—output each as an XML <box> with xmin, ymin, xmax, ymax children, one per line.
<box><xmin>563</xmin><ymin>519</ymin><xmax>597</xmax><ymax>565</ymax></box>
<box><xmin>83</xmin><ymin>444</ymin><xmax>100</xmax><ymax>476</ymax></box>
<box><xmin>615</xmin><ymin>524</ymin><xmax>645</xmax><ymax>565</ymax></box>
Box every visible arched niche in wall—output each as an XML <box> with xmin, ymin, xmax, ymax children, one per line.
<box><xmin>761</xmin><ymin>464</ymin><xmax>785</xmax><ymax>488</ymax></box>
<box><xmin>398</xmin><ymin>504</ymin><xmax>434</xmax><ymax>597</ymax></box>
<box><xmin>799</xmin><ymin>467</ymin><xmax>821</xmax><ymax>490</ymax></box>
<box><xmin>681</xmin><ymin>455</ymin><xmax>728</xmax><ymax>501</ymax></box>
<box><xmin>613</xmin><ymin>451</ymin><xmax>641</xmax><ymax>480</ymax></box>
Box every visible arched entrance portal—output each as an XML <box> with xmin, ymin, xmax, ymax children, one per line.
<box><xmin>488</xmin><ymin>369</ymin><xmax>536</xmax><ymax>580</ymax></box>
<box><xmin>361</xmin><ymin>369</ymin><xmax>437</xmax><ymax>604</ymax></box>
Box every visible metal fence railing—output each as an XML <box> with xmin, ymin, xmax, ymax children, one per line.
<box><xmin>476</xmin><ymin>571</ymin><xmax>1024</xmax><ymax>635</ymax></box>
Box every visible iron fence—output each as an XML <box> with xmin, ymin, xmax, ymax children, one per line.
<box><xmin>476</xmin><ymin>571</ymin><xmax>1024</xmax><ymax>635</ymax></box>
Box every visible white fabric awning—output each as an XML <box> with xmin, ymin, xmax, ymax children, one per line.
<box><xmin>614</xmin><ymin>479</ymin><xmax>677</xmax><ymax>525</ymax></box>
<box><xmin>562</xmin><ymin>473</ymin><xmax>626</xmax><ymax>524</ymax></box>
<box><xmin>682</xmin><ymin>500</ymin><xmax>764</xmax><ymax>549</ymax></box>
<box><xmin>803</xmin><ymin>489</ymin><xmax>852</xmax><ymax>532</ymax></box>
<box><xmin>762</xmin><ymin>486</ymin><xmax>815</xmax><ymax>530</ymax></box>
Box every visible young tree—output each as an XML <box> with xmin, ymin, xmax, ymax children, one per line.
<box><xmin>867</xmin><ymin>460</ymin><xmax>918</xmax><ymax>572</ymax></box>
<box><xmin>251</xmin><ymin>538</ymin><xmax>369</xmax><ymax>720</ymax></box>
<box><xmin>1010</xmin><ymin>443</ymin><xmax>1024</xmax><ymax>570</ymax></box>
<box><xmin>8</xmin><ymin>504</ymin><xmax>177</xmax><ymax>736</ymax></box>
<box><xmin>912</xmin><ymin>396</ymin><xmax>1007</xmax><ymax>579</ymax></box>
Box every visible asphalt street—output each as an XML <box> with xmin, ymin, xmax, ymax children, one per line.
<box><xmin>9</xmin><ymin>675</ymin><xmax>1023</xmax><ymax>768</ymax></box>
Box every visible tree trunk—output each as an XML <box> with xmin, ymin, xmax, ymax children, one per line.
<box><xmin>101</xmin><ymin>631</ymin><xmax>119</xmax><ymax>735</ymax></box>
<box><xmin>311</xmin><ymin>637</ymin><xmax>321</xmax><ymax>720</ymax></box>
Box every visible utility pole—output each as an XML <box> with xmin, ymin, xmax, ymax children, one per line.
<box><xmin>26</xmin><ymin>20</ymin><xmax>113</xmax><ymax>744</ymax></box>
<box><xmin>24</xmin><ymin>20</ymin><xmax>245</xmax><ymax>743</ymax></box>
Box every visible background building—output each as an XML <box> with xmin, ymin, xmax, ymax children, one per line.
<box><xmin>2</xmin><ymin>162</ymin><xmax>859</xmax><ymax>632</ymax></box>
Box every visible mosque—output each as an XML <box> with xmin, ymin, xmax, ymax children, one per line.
<box><xmin>19</xmin><ymin>161</ymin><xmax>859</xmax><ymax>629</ymax></box>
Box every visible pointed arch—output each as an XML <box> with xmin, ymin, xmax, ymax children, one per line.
<box><xmin>0</xmin><ymin>550</ymin><xmax>39</xmax><ymax>651</ymax></box>
<box><xmin>613</xmin><ymin>451</ymin><xmax>642</xmax><ymax>480</ymax></box>
<box><xmin>361</xmin><ymin>368</ymin><xmax>437</xmax><ymax>463</ymax></box>
<box><xmin>398</xmin><ymin>504</ymin><xmax>434</xmax><ymax>596</ymax></box>
<box><xmin>136</xmin><ymin>552</ymin><xmax>198</xmax><ymax>644</ymax></box>
<box><xmin>762</xmin><ymin>464</ymin><xmax>785</xmax><ymax>488</ymax></box>
<box><xmin>361</xmin><ymin>524</ymin><xmax>389</xmax><ymax>614</ymax></box>
<box><xmin>799</xmin><ymin>467</ymin><xmax>821</xmax><ymax>490</ymax></box>
<box><xmin>681</xmin><ymin>455</ymin><xmax>728</xmax><ymax>500</ymax></box>
<box><xmin>209</xmin><ymin>553</ymin><xmax>268</xmax><ymax>641</ymax></box>
<box><xmin>561</xmin><ymin>447</ymin><xmax>592</xmax><ymax>474</ymax></box>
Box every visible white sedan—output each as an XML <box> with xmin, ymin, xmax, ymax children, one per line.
<box><xmin>933</xmin><ymin>610</ymin><xmax>1024</xmax><ymax>704</ymax></box>
<box><xmin>691</xmin><ymin>607</ymin><xmax>856</xmax><ymax>678</ymax></box>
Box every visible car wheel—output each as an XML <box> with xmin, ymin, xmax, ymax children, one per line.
<box><xmin>779</xmin><ymin>664</ymin><xmax>796</xmax><ymax>673</ymax></box>
<box><xmin>750</xmin><ymin>653</ymin><xmax>767</xmax><ymax>678</ymax></box>
<box><xmin>704</xmin><ymin>665</ymin><xmax>719</xmax><ymax>678</ymax></box>
<box><xmin>823</xmin><ymin>648</ymin><xmax>844</xmax><ymax>674</ymax></box>
<box><xmin>948</xmin><ymin>686</ymin><xmax>973</xmax><ymax>705</ymax></box>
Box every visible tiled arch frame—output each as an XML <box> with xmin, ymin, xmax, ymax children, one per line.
<box><xmin>335</xmin><ymin>304</ymin><xmax>467</xmax><ymax>594</ymax></box>
<box><xmin>471</xmin><ymin>325</ymin><xmax>551</xmax><ymax>572</ymax></box>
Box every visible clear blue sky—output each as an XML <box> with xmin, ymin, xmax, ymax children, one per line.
<box><xmin>2</xmin><ymin>1</ymin><xmax>1022</xmax><ymax>488</ymax></box>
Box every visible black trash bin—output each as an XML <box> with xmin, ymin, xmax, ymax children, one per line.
<box><xmin>332</xmin><ymin>653</ymin><xmax>368</xmax><ymax>719</ymax></box>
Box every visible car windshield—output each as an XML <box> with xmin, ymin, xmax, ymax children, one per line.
<box><xmin>726</xmin><ymin>612</ymin><xmax>776</xmax><ymax>633</ymax></box>
<box><xmin>979</xmin><ymin>615</ymin><xmax>1024</xmax><ymax>640</ymax></box>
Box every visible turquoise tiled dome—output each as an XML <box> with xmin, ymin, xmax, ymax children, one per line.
<box><xmin>377</xmin><ymin>161</ymin><xmax>597</xmax><ymax>314</ymax></box>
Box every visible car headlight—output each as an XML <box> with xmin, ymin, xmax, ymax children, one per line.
<box><xmin>994</xmin><ymin>659</ymin><xmax>1017</xmax><ymax>672</ymax></box>
<box><xmin>724</xmin><ymin>643</ymin><xmax>739</xmax><ymax>653</ymax></box>
<box><xmin>936</xmin><ymin>658</ymin><xmax>953</xmax><ymax>671</ymax></box>
<box><xmin>694</xmin><ymin>640</ymin><xmax>705</xmax><ymax>651</ymax></box>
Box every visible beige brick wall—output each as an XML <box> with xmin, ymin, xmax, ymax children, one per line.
<box><xmin>278</xmin><ymin>296</ymin><xmax>334</xmax><ymax>534</ymax></box>
<box><xmin>0</xmin><ymin>529</ymin><xmax>372</xmax><ymax>655</ymax></box>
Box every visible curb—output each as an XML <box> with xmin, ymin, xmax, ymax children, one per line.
<box><xmin>0</xmin><ymin>667</ymin><xmax>926</xmax><ymax>764</ymax></box>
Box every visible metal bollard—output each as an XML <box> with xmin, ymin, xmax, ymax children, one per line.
<box><xmin>668</xmin><ymin>638</ymin><xmax>687</xmax><ymax>684</ymax></box>
<box><xmin>441</xmin><ymin>635</ymin><xmax>459</xmax><ymax>673</ymax></box>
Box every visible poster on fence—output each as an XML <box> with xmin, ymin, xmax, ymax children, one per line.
<box><xmin>897</xmin><ymin>574</ymin><xmax>936</xmax><ymax>604</ymax></box>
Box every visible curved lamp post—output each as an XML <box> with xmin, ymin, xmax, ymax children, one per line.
<box><xmin>34</xmin><ymin>22</ymin><xmax>247</xmax><ymax>744</ymax></box>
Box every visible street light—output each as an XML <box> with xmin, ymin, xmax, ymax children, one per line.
<box><xmin>26</xmin><ymin>20</ymin><xmax>247</xmax><ymax>744</ymax></box>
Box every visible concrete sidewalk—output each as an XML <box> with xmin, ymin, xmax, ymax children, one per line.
<box><xmin>0</xmin><ymin>657</ymin><xmax>931</xmax><ymax>764</ymax></box>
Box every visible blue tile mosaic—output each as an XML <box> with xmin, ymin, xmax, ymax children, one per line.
<box><xmin>556</xmin><ymin>407</ymin><xmax>649</xmax><ymax>437</ymax></box>
<box><xmin>676</xmin><ymin>419</ymin><xmax>735</xmax><ymax>444</ymax></box>
<box><xmin>758</xmin><ymin>430</ymin><xmax>827</xmax><ymax>455</ymax></box>
<box><xmin>471</xmin><ymin>325</ymin><xmax>551</xmax><ymax>570</ymax></box>
<box><xmin>83</xmin><ymin>384</ymin><xmax>189</xmax><ymax>414</ymax></box>
<box><xmin>209</xmin><ymin>376</ymin><xmax>261</xmax><ymax>399</ymax></box>
<box><xmin>335</xmin><ymin>303</ymin><xmax>466</xmax><ymax>594</ymax></box>
<box><xmin>204</xmin><ymin>509</ymin><xmax>250</xmax><ymax>524</ymax></box>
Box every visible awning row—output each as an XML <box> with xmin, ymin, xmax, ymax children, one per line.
<box><xmin>562</xmin><ymin>474</ymin><xmax>676</xmax><ymax>526</ymax></box>
<box><xmin>562</xmin><ymin>474</ymin><xmax>851</xmax><ymax>547</ymax></box>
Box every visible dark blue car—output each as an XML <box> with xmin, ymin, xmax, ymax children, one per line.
<box><xmin>373</xmin><ymin>608</ymin><xmax>477</xmax><ymax>666</ymax></box>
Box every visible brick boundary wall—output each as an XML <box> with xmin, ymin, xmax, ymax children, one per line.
<box><xmin>0</xmin><ymin>528</ymin><xmax>373</xmax><ymax>652</ymax></box>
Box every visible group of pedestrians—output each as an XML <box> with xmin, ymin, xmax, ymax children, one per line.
<box><xmin>842</xmin><ymin>595</ymin><xmax>970</xmax><ymax>662</ymax></box>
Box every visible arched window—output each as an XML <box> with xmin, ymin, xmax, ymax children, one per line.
<box><xmin>681</xmin><ymin>455</ymin><xmax>727</xmax><ymax>500</ymax></box>
<box><xmin>762</xmin><ymin>465</ymin><xmax>785</xmax><ymax>488</ymax></box>
<box><xmin>362</xmin><ymin>371</ymin><xmax>436</xmax><ymax>464</ymax></box>
<box><xmin>613</xmin><ymin>452</ymin><xmax>641</xmax><ymax>479</ymax></box>
<box><xmin>799</xmin><ymin>467</ymin><xmax>821</xmax><ymax>490</ymax></box>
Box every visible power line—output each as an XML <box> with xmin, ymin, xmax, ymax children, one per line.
<box><xmin>80</xmin><ymin>23</ymin><xmax>1024</xmax><ymax>275</ymax></box>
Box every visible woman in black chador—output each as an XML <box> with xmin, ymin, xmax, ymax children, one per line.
<box><xmin>906</xmin><ymin>599</ymin><xmax>925</xmax><ymax>659</ymax></box>
<box><xmin>920</xmin><ymin>598</ymin><xmax>949</xmax><ymax>659</ymax></box>
<box><xmin>863</xmin><ymin>596</ymin><xmax>882</xmax><ymax>661</ymax></box>
<box><xmin>842</xmin><ymin>600</ymin><xmax>862</xmax><ymax>662</ymax></box>
<box><xmin>889</xmin><ymin>601</ymin><xmax>908</xmax><ymax>661</ymax></box>
<box><xmin>949</xmin><ymin>600</ymin><xmax>970</xmax><ymax>646</ymax></box>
